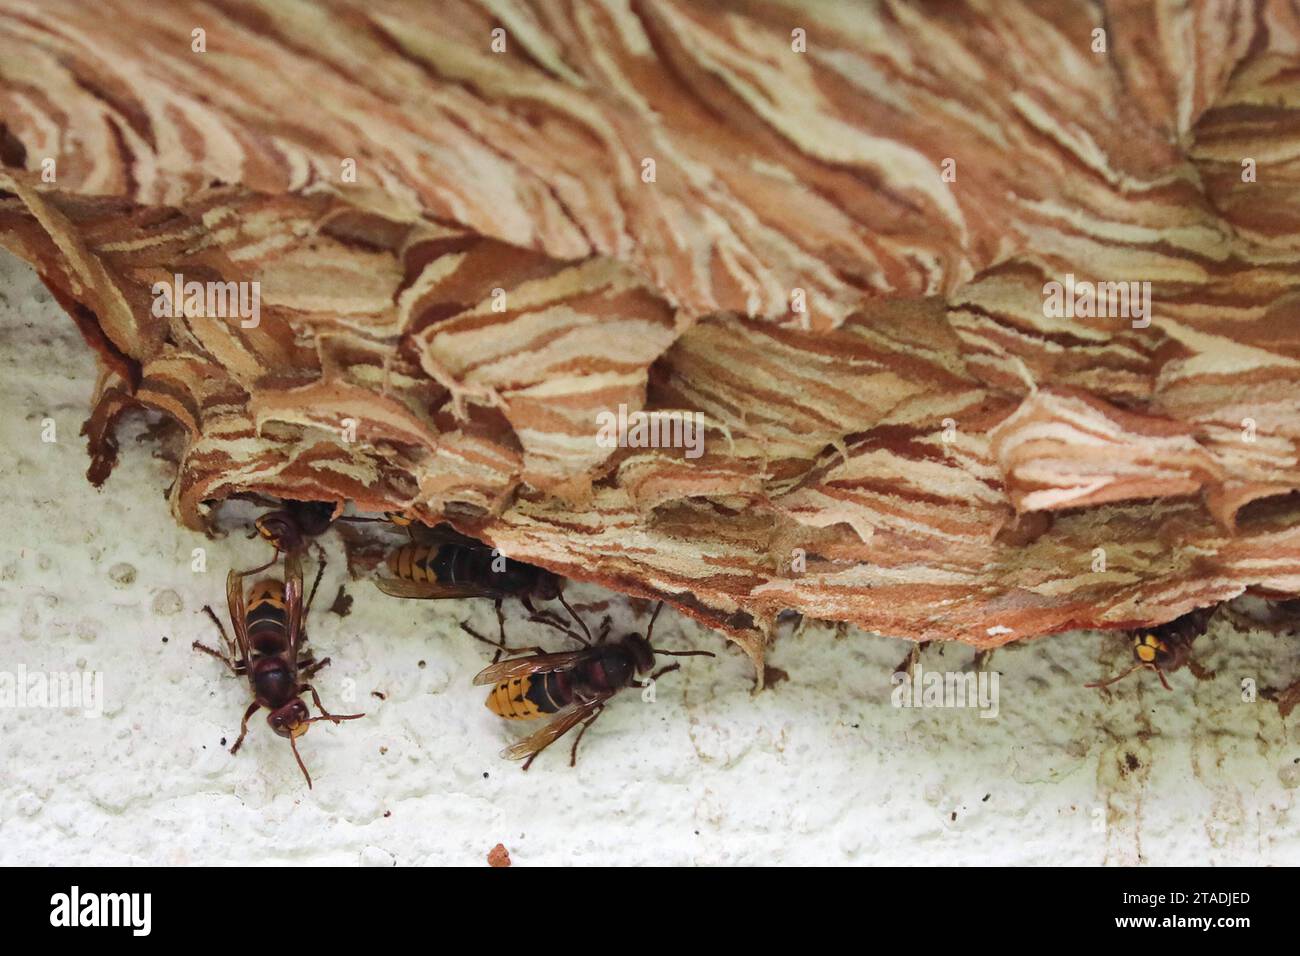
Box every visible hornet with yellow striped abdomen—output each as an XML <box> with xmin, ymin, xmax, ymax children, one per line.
<box><xmin>472</xmin><ymin>602</ymin><xmax>714</xmax><ymax>770</ymax></box>
<box><xmin>192</xmin><ymin>550</ymin><xmax>364</xmax><ymax>787</ymax></box>
<box><xmin>1085</xmin><ymin>606</ymin><xmax>1215</xmax><ymax>691</ymax></box>
<box><xmin>376</xmin><ymin>524</ymin><xmax>588</xmax><ymax>653</ymax></box>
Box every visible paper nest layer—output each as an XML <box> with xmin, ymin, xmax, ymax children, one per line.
<box><xmin>2</xmin><ymin>0</ymin><xmax>1300</xmax><ymax>668</ymax></box>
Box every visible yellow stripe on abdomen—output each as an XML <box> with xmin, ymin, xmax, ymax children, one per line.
<box><xmin>247</xmin><ymin>579</ymin><xmax>285</xmax><ymax>611</ymax></box>
<box><xmin>390</xmin><ymin>544</ymin><xmax>437</xmax><ymax>583</ymax></box>
<box><xmin>416</xmin><ymin>545</ymin><xmax>435</xmax><ymax>584</ymax></box>
<box><xmin>486</xmin><ymin>677</ymin><xmax>544</xmax><ymax>720</ymax></box>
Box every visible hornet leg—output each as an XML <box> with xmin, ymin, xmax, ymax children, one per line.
<box><xmin>191</xmin><ymin>640</ymin><xmax>242</xmax><ymax>676</ymax></box>
<box><xmin>230</xmin><ymin>701</ymin><xmax>260</xmax><ymax>754</ymax></box>
<box><xmin>568</xmin><ymin>705</ymin><xmax>606</xmax><ymax>768</ymax></box>
<box><xmin>301</xmin><ymin>656</ymin><xmax>332</xmax><ymax>679</ymax></box>
<box><xmin>305</xmin><ymin>548</ymin><xmax>327</xmax><ymax>616</ymax></box>
<box><xmin>201</xmin><ymin>605</ymin><xmax>243</xmax><ymax>663</ymax></box>
<box><xmin>459</xmin><ymin>622</ymin><xmax>546</xmax><ymax>658</ymax></box>
<box><xmin>301</xmin><ymin>684</ymin><xmax>364</xmax><ymax>724</ymax></box>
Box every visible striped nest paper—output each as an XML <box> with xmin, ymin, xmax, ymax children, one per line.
<box><xmin>1</xmin><ymin>0</ymin><xmax>1299</xmax><ymax>668</ymax></box>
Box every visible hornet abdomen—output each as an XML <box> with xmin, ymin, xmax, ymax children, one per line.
<box><xmin>486</xmin><ymin>672</ymin><xmax>573</xmax><ymax>720</ymax></box>
<box><xmin>245</xmin><ymin>579</ymin><xmax>289</xmax><ymax>656</ymax></box>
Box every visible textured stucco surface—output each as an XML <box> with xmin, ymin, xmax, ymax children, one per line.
<box><xmin>1</xmin><ymin>247</ymin><xmax>1299</xmax><ymax>866</ymax></box>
